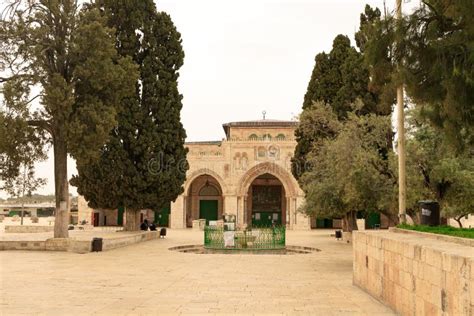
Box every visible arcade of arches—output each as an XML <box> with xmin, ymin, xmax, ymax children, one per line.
<box><xmin>170</xmin><ymin>119</ymin><xmax>311</xmax><ymax>230</ymax></box>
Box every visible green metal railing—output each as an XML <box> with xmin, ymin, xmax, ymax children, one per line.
<box><xmin>204</xmin><ymin>226</ymin><xmax>286</xmax><ymax>250</ymax></box>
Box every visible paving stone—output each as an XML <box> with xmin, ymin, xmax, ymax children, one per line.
<box><xmin>0</xmin><ymin>229</ymin><xmax>395</xmax><ymax>315</ymax></box>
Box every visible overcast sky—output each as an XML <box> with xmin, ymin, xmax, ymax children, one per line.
<box><xmin>1</xmin><ymin>0</ymin><xmax>420</xmax><ymax>198</ymax></box>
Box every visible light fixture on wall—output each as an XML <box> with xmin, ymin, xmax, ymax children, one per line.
<box><xmin>205</xmin><ymin>175</ymin><xmax>210</xmax><ymax>187</ymax></box>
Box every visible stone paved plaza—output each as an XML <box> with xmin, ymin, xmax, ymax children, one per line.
<box><xmin>0</xmin><ymin>229</ymin><xmax>394</xmax><ymax>315</ymax></box>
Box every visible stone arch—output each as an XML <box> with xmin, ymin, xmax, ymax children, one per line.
<box><xmin>237</xmin><ymin>162</ymin><xmax>297</xmax><ymax>197</ymax></box>
<box><xmin>184</xmin><ymin>168</ymin><xmax>228</xmax><ymax>195</ymax></box>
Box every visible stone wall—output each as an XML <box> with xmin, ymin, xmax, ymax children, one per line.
<box><xmin>5</xmin><ymin>225</ymin><xmax>54</xmax><ymax>233</ymax></box>
<box><xmin>353</xmin><ymin>230</ymin><xmax>473</xmax><ymax>315</ymax></box>
<box><xmin>102</xmin><ymin>231</ymin><xmax>158</xmax><ymax>251</ymax></box>
<box><xmin>0</xmin><ymin>231</ymin><xmax>159</xmax><ymax>253</ymax></box>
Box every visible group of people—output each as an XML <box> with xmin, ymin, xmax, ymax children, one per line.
<box><xmin>140</xmin><ymin>219</ymin><xmax>157</xmax><ymax>231</ymax></box>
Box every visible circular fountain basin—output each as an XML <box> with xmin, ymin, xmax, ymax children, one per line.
<box><xmin>169</xmin><ymin>245</ymin><xmax>320</xmax><ymax>255</ymax></box>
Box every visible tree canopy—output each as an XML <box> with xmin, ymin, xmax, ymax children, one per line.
<box><xmin>362</xmin><ymin>0</ymin><xmax>474</xmax><ymax>149</ymax></box>
<box><xmin>299</xmin><ymin>103</ymin><xmax>395</xmax><ymax>231</ymax></box>
<box><xmin>403</xmin><ymin>109</ymin><xmax>474</xmax><ymax>226</ymax></box>
<box><xmin>71</xmin><ymin>0</ymin><xmax>188</xmax><ymax>230</ymax></box>
<box><xmin>0</xmin><ymin>0</ymin><xmax>138</xmax><ymax>237</ymax></box>
<box><xmin>292</xmin><ymin>10</ymin><xmax>391</xmax><ymax>182</ymax></box>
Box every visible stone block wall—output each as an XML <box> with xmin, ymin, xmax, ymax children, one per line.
<box><xmin>5</xmin><ymin>225</ymin><xmax>54</xmax><ymax>233</ymax></box>
<box><xmin>353</xmin><ymin>230</ymin><xmax>473</xmax><ymax>315</ymax></box>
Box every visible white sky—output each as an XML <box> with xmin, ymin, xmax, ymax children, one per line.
<box><xmin>1</xmin><ymin>0</ymin><xmax>420</xmax><ymax>198</ymax></box>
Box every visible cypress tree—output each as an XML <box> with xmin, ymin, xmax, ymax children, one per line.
<box><xmin>292</xmin><ymin>31</ymin><xmax>381</xmax><ymax>180</ymax></box>
<box><xmin>71</xmin><ymin>0</ymin><xmax>188</xmax><ymax>230</ymax></box>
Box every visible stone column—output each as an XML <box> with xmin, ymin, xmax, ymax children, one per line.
<box><xmin>223</xmin><ymin>195</ymin><xmax>238</xmax><ymax>217</ymax></box>
<box><xmin>293</xmin><ymin>196</ymin><xmax>311</xmax><ymax>230</ymax></box>
<box><xmin>236</xmin><ymin>196</ymin><xmax>246</xmax><ymax>228</ymax></box>
<box><xmin>170</xmin><ymin>194</ymin><xmax>185</xmax><ymax>229</ymax></box>
<box><xmin>286</xmin><ymin>196</ymin><xmax>291</xmax><ymax>228</ymax></box>
<box><xmin>243</xmin><ymin>196</ymin><xmax>248</xmax><ymax>227</ymax></box>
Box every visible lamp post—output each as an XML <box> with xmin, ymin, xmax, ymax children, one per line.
<box><xmin>396</xmin><ymin>0</ymin><xmax>407</xmax><ymax>224</ymax></box>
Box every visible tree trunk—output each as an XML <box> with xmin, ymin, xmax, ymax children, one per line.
<box><xmin>342</xmin><ymin>215</ymin><xmax>348</xmax><ymax>232</ymax></box>
<box><xmin>343</xmin><ymin>211</ymin><xmax>359</xmax><ymax>232</ymax></box>
<box><xmin>53</xmin><ymin>137</ymin><xmax>69</xmax><ymax>238</ymax></box>
<box><xmin>454</xmin><ymin>216</ymin><xmax>464</xmax><ymax>228</ymax></box>
<box><xmin>124</xmin><ymin>208</ymin><xmax>141</xmax><ymax>231</ymax></box>
<box><xmin>379</xmin><ymin>210</ymin><xmax>399</xmax><ymax>227</ymax></box>
<box><xmin>350</xmin><ymin>211</ymin><xmax>358</xmax><ymax>232</ymax></box>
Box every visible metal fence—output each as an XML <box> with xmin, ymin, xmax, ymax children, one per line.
<box><xmin>204</xmin><ymin>226</ymin><xmax>286</xmax><ymax>250</ymax></box>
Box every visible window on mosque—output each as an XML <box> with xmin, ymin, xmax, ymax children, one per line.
<box><xmin>257</xmin><ymin>147</ymin><xmax>266</xmax><ymax>158</ymax></box>
<box><xmin>262</xmin><ymin>134</ymin><xmax>272</xmax><ymax>141</ymax></box>
<box><xmin>248</xmin><ymin>134</ymin><xmax>258</xmax><ymax>141</ymax></box>
<box><xmin>276</xmin><ymin>134</ymin><xmax>285</xmax><ymax>140</ymax></box>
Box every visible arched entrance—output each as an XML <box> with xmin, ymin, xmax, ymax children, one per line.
<box><xmin>185</xmin><ymin>174</ymin><xmax>224</xmax><ymax>227</ymax></box>
<box><xmin>236</xmin><ymin>162</ymin><xmax>298</xmax><ymax>228</ymax></box>
<box><xmin>246</xmin><ymin>173</ymin><xmax>286</xmax><ymax>227</ymax></box>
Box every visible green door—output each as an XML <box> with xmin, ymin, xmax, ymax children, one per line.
<box><xmin>316</xmin><ymin>218</ymin><xmax>333</xmax><ymax>228</ymax></box>
<box><xmin>366</xmin><ymin>212</ymin><xmax>381</xmax><ymax>229</ymax></box>
<box><xmin>154</xmin><ymin>205</ymin><xmax>170</xmax><ymax>227</ymax></box>
<box><xmin>117</xmin><ymin>206</ymin><xmax>124</xmax><ymax>226</ymax></box>
<box><xmin>252</xmin><ymin>212</ymin><xmax>281</xmax><ymax>227</ymax></box>
<box><xmin>324</xmin><ymin>218</ymin><xmax>333</xmax><ymax>228</ymax></box>
<box><xmin>199</xmin><ymin>200</ymin><xmax>218</xmax><ymax>225</ymax></box>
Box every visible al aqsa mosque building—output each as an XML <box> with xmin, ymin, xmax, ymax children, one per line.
<box><xmin>170</xmin><ymin>118</ymin><xmax>310</xmax><ymax>230</ymax></box>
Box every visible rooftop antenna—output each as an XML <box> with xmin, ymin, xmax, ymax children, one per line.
<box><xmin>262</xmin><ymin>110</ymin><xmax>266</xmax><ymax>120</ymax></box>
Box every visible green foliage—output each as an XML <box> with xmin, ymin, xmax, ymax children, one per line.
<box><xmin>1</xmin><ymin>2</ymin><xmax>137</xmax><ymax>163</ymax></box>
<box><xmin>67</xmin><ymin>8</ymin><xmax>137</xmax><ymax>163</ymax></box>
<box><xmin>2</xmin><ymin>163</ymin><xmax>46</xmax><ymax>202</ymax></box>
<box><xmin>300</xmin><ymin>108</ymin><xmax>395</xmax><ymax>220</ymax></box>
<box><xmin>357</xmin><ymin>5</ymin><xmax>398</xmax><ymax>109</ymax></box>
<box><xmin>292</xmin><ymin>102</ymin><xmax>341</xmax><ymax>178</ymax></box>
<box><xmin>0</xmin><ymin>0</ymin><xmax>138</xmax><ymax>237</ymax></box>
<box><xmin>363</xmin><ymin>0</ymin><xmax>474</xmax><ymax>148</ymax></box>
<box><xmin>71</xmin><ymin>0</ymin><xmax>188</xmax><ymax>212</ymax></box>
<box><xmin>403</xmin><ymin>0</ymin><xmax>474</xmax><ymax>149</ymax></box>
<box><xmin>403</xmin><ymin>109</ymin><xmax>474</xmax><ymax>221</ymax></box>
<box><xmin>398</xmin><ymin>224</ymin><xmax>474</xmax><ymax>239</ymax></box>
<box><xmin>301</xmin><ymin>34</ymin><xmax>378</xmax><ymax>117</ymax></box>
<box><xmin>293</xmin><ymin>10</ymin><xmax>389</xmax><ymax>181</ymax></box>
<box><xmin>0</xmin><ymin>114</ymin><xmax>46</xmax><ymax>181</ymax></box>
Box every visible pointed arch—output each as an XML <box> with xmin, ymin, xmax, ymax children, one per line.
<box><xmin>237</xmin><ymin>162</ymin><xmax>297</xmax><ymax>197</ymax></box>
<box><xmin>184</xmin><ymin>168</ymin><xmax>228</xmax><ymax>195</ymax></box>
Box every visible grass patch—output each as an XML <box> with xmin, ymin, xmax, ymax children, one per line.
<box><xmin>397</xmin><ymin>224</ymin><xmax>474</xmax><ymax>239</ymax></box>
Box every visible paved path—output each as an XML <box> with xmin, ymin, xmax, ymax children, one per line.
<box><xmin>0</xmin><ymin>229</ymin><xmax>394</xmax><ymax>315</ymax></box>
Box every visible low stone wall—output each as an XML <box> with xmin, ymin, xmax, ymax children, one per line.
<box><xmin>5</xmin><ymin>225</ymin><xmax>54</xmax><ymax>233</ymax></box>
<box><xmin>0</xmin><ymin>240</ymin><xmax>47</xmax><ymax>251</ymax></box>
<box><xmin>102</xmin><ymin>231</ymin><xmax>158</xmax><ymax>251</ymax></box>
<box><xmin>353</xmin><ymin>230</ymin><xmax>473</xmax><ymax>315</ymax></box>
<box><xmin>0</xmin><ymin>231</ymin><xmax>159</xmax><ymax>253</ymax></box>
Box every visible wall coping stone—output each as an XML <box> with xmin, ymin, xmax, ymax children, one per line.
<box><xmin>390</xmin><ymin>227</ymin><xmax>474</xmax><ymax>247</ymax></box>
